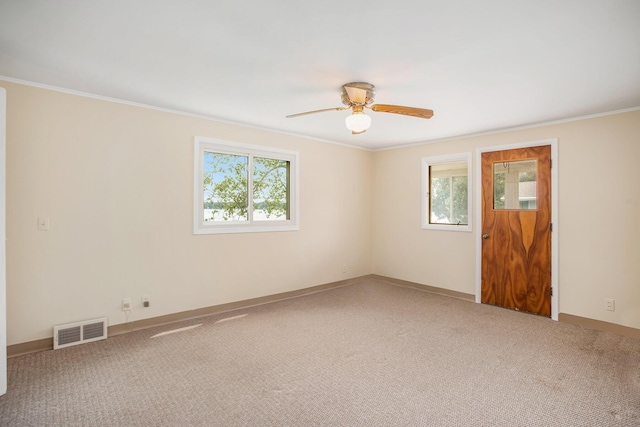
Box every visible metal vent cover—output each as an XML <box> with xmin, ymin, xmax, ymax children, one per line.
<box><xmin>53</xmin><ymin>317</ymin><xmax>108</xmax><ymax>350</ymax></box>
<box><xmin>57</xmin><ymin>326</ymin><xmax>81</xmax><ymax>346</ymax></box>
<box><xmin>82</xmin><ymin>321</ymin><xmax>105</xmax><ymax>340</ymax></box>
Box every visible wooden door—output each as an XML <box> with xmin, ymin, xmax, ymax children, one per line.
<box><xmin>481</xmin><ymin>145</ymin><xmax>551</xmax><ymax>317</ymax></box>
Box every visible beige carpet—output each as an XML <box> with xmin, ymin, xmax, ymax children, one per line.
<box><xmin>1</xmin><ymin>279</ymin><xmax>639</xmax><ymax>426</ymax></box>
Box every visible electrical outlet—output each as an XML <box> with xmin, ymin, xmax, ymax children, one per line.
<box><xmin>122</xmin><ymin>298</ymin><xmax>132</xmax><ymax>312</ymax></box>
<box><xmin>605</xmin><ymin>298</ymin><xmax>615</xmax><ymax>311</ymax></box>
<box><xmin>342</xmin><ymin>264</ymin><xmax>347</xmax><ymax>274</ymax></box>
<box><xmin>142</xmin><ymin>295</ymin><xmax>150</xmax><ymax>308</ymax></box>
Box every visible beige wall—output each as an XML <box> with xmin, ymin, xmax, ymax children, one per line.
<box><xmin>373</xmin><ymin>109</ymin><xmax>640</xmax><ymax>330</ymax></box>
<box><xmin>3</xmin><ymin>79</ymin><xmax>639</xmax><ymax>346</ymax></box>
<box><xmin>2</xmin><ymin>81</ymin><xmax>373</xmax><ymax>345</ymax></box>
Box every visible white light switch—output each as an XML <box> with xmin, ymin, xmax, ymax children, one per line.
<box><xmin>38</xmin><ymin>216</ymin><xmax>50</xmax><ymax>231</ymax></box>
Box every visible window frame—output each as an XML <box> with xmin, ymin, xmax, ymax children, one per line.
<box><xmin>421</xmin><ymin>152</ymin><xmax>472</xmax><ymax>232</ymax></box>
<box><xmin>194</xmin><ymin>136</ymin><xmax>299</xmax><ymax>234</ymax></box>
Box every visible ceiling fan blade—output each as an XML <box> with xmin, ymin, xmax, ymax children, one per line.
<box><xmin>286</xmin><ymin>106</ymin><xmax>349</xmax><ymax>118</ymax></box>
<box><xmin>370</xmin><ymin>104</ymin><xmax>434</xmax><ymax>119</ymax></box>
<box><xmin>352</xmin><ymin>129</ymin><xmax>366</xmax><ymax>135</ymax></box>
<box><xmin>344</xmin><ymin>86</ymin><xmax>367</xmax><ymax>104</ymax></box>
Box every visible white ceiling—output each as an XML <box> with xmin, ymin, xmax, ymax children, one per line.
<box><xmin>1</xmin><ymin>0</ymin><xmax>639</xmax><ymax>150</ymax></box>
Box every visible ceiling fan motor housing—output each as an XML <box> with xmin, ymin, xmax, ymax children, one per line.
<box><xmin>341</xmin><ymin>82</ymin><xmax>376</xmax><ymax>106</ymax></box>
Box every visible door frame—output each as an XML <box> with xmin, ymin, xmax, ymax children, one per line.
<box><xmin>475</xmin><ymin>138</ymin><xmax>559</xmax><ymax>320</ymax></box>
<box><xmin>0</xmin><ymin>87</ymin><xmax>6</xmax><ymax>394</ymax></box>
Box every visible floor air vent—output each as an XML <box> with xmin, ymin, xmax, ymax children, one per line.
<box><xmin>53</xmin><ymin>317</ymin><xmax>108</xmax><ymax>350</ymax></box>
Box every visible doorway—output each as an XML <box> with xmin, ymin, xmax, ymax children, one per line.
<box><xmin>475</xmin><ymin>140</ymin><xmax>558</xmax><ymax>320</ymax></box>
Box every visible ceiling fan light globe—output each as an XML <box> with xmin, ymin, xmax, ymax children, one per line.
<box><xmin>345</xmin><ymin>112</ymin><xmax>371</xmax><ymax>133</ymax></box>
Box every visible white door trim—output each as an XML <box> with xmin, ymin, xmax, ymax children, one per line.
<box><xmin>475</xmin><ymin>139</ymin><xmax>559</xmax><ymax>320</ymax></box>
<box><xmin>0</xmin><ymin>87</ymin><xmax>6</xmax><ymax>394</ymax></box>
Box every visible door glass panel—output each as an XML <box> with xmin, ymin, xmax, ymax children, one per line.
<box><xmin>493</xmin><ymin>160</ymin><xmax>537</xmax><ymax>210</ymax></box>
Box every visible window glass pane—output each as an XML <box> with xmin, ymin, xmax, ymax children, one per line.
<box><xmin>493</xmin><ymin>160</ymin><xmax>537</xmax><ymax>210</ymax></box>
<box><xmin>430</xmin><ymin>176</ymin><xmax>451</xmax><ymax>223</ymax></box>
<box><xmin>253</xmin><ymin>157</ymin><xmax>290</xmax><ymax>221</ymax></box>
<box><xmin>203</xmin><ymin>152</ymin><xmax>249</xmax><ymax>222</ymax></box>
<box><xmin>452</xmin><ymin>175</ymin><xmax>469</xmax><ymax>224</ymax></box>
<box><xmin>429</xmin><ymin>161</ymin><xmax>468</xmax><ymax>225</ymax></box>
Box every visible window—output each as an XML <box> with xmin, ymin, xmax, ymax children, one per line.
<box><xmin>493</xmin><ymin>159</ymin><xmax>537</xmax><ymax>210</ymax></box>
<box><xmin>194</xmin><ymin>137</ymin><xmax>299</xmax><ymax>234</ymax></box>
<box><xmin>422</xmin><ymin>153</ymin><xmax>472</xmax><ymax>231</ymax></box>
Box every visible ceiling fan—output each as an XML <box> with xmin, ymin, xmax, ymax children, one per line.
<box><xmin>286</xmin><ymin>82</ymin><xmax>434</xmax><ymax>134</ymax></box>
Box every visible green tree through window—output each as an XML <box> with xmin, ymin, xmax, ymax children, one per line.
<box><xmin>203</xmin><ymin>152</ymin><xmax>249</xmax><ymax>221</ymax></box>
<box><xmin>430</xmin><ymin>176</ymin><xmax>468</xmax><ymax>224</ymax></box>
<box><xmin>202</xmin><ymin>153</ymin><xmax>290</xmax><ymax>222</ymax></box>
<box><xmin>253</xmin><ymin>157</ymin><xmax>290</xmax><ymax>220</ymax></box>
<box><xmin>195</xmin><ymin>137</ymin><xmax>299</xmax><ymax>234</ymax></box>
